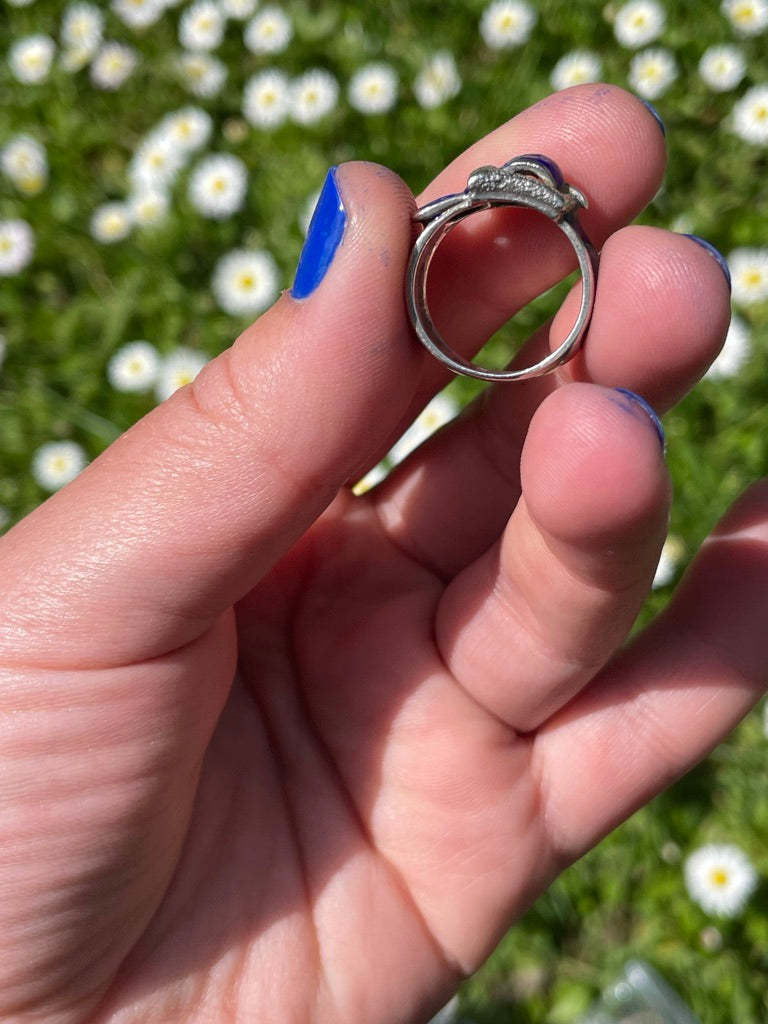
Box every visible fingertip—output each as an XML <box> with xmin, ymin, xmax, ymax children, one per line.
<box><xmin>520</xmin><ymin>382</ymin><xmax>670</xmax><ymax>552</ymax></box>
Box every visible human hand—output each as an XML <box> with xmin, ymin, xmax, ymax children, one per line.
<box><xmin>0</xmin><ymin>84</ymin><xmax>751</xmax><ymax>1024</ymax></box>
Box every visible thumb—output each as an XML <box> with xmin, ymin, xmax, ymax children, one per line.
<box><xmin>0</xmin><ymin>162</ymin><xmax>418</xmax><ymax>667</ymax></box>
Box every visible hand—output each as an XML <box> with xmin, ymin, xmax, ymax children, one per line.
<box><xmin>0</xmin><ymin>85</ymin><xmax>751</xmax><ymax>1024</ymax></box>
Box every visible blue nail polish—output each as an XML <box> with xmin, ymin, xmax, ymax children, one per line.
<box><xmin>639</xmin><ymin>99</ymin><xmax>666</xmax><ymax>137</ymax></box>
<box><xmin>683</xmin><ymin>234</ymin><xmax>732</xmax><ymax>292</ymax></box>
<box><xmin>612</xmin><ymin>388</ymin><xmax>666</xmax><ymax>452</ymax></box>
<box><xmin>291</xmin><ymin>167</ymin><xmax>346</xmax><ymax>300</ymax></box>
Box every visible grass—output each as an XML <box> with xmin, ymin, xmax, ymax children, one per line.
<box><xmin>1</xmin><ymin>1</ymin><xmax>768</xmax><ymax>1021</ymax></box>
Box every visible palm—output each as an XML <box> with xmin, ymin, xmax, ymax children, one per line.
<box><xmin>92</xmin><ymin>492</ymin><xmax>545</xmax><ymax>1022</ymax></box>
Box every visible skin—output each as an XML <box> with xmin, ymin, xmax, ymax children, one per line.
<box><xmin>0</xmin><ymin>84</ymin><xmax>761</xmax><ymax>1024</ymax></box>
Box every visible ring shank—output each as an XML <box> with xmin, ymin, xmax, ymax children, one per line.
<box><xmin>406</xmin><ymin>194</ymin><xmax>599</xmax><ymax>383</ymax></box>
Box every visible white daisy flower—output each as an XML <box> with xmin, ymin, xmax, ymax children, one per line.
<box><xmin>413</xmin><ymin>52</ymin><xmax>462</xmax><ymax>109</ymax></box>
<box><xmin>627</xmin><ymin>47</ymin><xmax>677</xmax><ymax>100</ymax></box>
<box><xmin>732</xmin><ymin>84</ymin><xmax>768</xmax><ymax>146</ymax></box>
<box><xmin>243</xmin><ymin>69</ymin><xmax>291</xmax><ymax>128</ymax></box>
<box><xmin>684</xmin><ymin>844</ymin><xmax>758</xmax><ymax>917</ymax></box>
<box><xmin>0</xmin><ymin>135</ymin><xmax>48</xmax><ymax>196</ymax></box>
<box><xmin>480</xmin><ymin>0</ymin><xmax>537</xmax><ymax>48</ymax></box>
<box><xmin>0</xmin><ymin>219</ymin><xmax>35</xmax><ymax>276</ymax></box>
<box><xmin>351</xmin><ymin>461</ymin><xmax>388</xmax><ymax>496</ymax></box>
<box><xmin>90</xmin><ymin>42</ymin><xmax>138</xmax><ymax>89</ymax></box>
<box><xmin>721</xmin><ymin>0</ymin><xmax>768</xmax><ymax>35</ymax></box>
<box><xmin>178</xmin><ymin>52</ymin><xmax>227</xmax><ymax>97</ymax></box>
<box><xmin>158</xmin><ymin>106</ymin><xmax>213</xmax><ymax>153</ymax></box>
<box><xmin>179</xmin><ymin>1</ymin><xmax>226</xmax><ymax>51</ymax></box>
<box><xmin>9</xmin><ymin>35</ymin><xmax>56</xmax><ymax>84</ymax></box>
<box><xmin>698</xmin><ymin>45</ymin><xmax>746</xmax><ymax>92</ymax></box>
<box><xmin>6</xmin><ymin>0</ymin><xmax>36</xmax><ymax>6</ymax></box>
<box><xmin>155</xmin><ymin>347</ymin><xmax>208</xmax><ymax>401</ymax></box>
<box><xmin>31</xmin><ymin>440</ymin><xmax>88</xmax><ymax>491</ymax></box>
<box><xmin>112</xmin><ymin>0</ymin><xmax>166</xmax><ymax>29</ymax></box>
<box><xmin>289</xmin><ymin>69</ymin><xmax>340</xmax><ymax>125</ymax></box>
<box><xmin>704</xmin><ymin>315</ymin><xmax>751</xmax><ymax>378</ymax></box>
<box><xmin>299</xmin><ymin>188</ymin><xmax>321</xmax><ymax>236</ymax></box>
<box><xmin>652</xmin><ymin>534</ymin><xmax>684</xmax><ymax>588</ymax></box>
<box><xmin>188</xmin><ymin>153</ymin><xmax>248</xmax><ymax>219</ymax></box>
<box><xmin>60</xmin><ymin>3</ymin><xmax>104</xmax><ymax>56</ymax></box>
<box><xmin>220</xmin><ymin>0</ymin><xmax>258</xmax><ymax>17</ymax></box>
<box><xmin>388</xmin><ymin>392</ymin><xmax>460</xmax><ymax>466</ymax></box>
<box><xmin>107</xmin><ymin>340</ymin><xmax>161</xmax><ymax>392</ymax></box>
<box><xmin>550</xmin><ymin>51</ymin><xmax>603</xmax><ymax>91</ymax></box>
<box><xmin>128</xmin><ymin>188</ymin><xmax>170</xmax><ymax>227</ymax></box>
<box><xmin>612</xmin><ymin>0</ymin><xmax>666</xmax><ymax>48</ymax></box>
<box><xmin>128</xmin><ymin>134</ymin><xmax>186</xmax><ymax>192</ymax></box>
<box><xmin>244</xmin><ymin>6</ymin><xmax>293</xmax><ymax>54</ymax></box>
<box><xmin>728</xmin><ymin>246</ymin><xmax>768</xmax><ymax>304</ymax></box>
<box><xmin>90</xmin><ymin>202</ymin><xmax>133</xmax><ymax>243</ymax></box>
<box><xmin>348</xmin><ymin>63</ymin><xmax>398</xmax><ymax>114</ymax></box>
<box><xmin>211</xmin><ymin>248</ymin><xmax>280</xmax><ymax>316</ymax></box>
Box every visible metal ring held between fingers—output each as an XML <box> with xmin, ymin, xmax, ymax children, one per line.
<box><xmin>406</xmin><ymin>154</ymin><xmax>600</xmax><ymax>383</ymax></box>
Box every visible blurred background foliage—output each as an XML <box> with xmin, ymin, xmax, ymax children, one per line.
<box><xmin>1</xmin><ymin>0</ymin><xmax>768</xmax><ymax>1021</ymax></box>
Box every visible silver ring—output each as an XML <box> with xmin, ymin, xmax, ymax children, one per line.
<box><xmin>406</xmin><ymin>154</ymin><xmax>599</xmax><ymax>383</ymax></box>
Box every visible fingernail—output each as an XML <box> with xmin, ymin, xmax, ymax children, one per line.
<box><xmin>612</xmin><ymin>387</ymin><xmax>666</xmax><ymax>453</ymax></box>
<box><xmin>291</xmin><ymin>167</ymin><xmax>346</xmax><ymax>300</ymax></box>
<box><xmin>639</xmin><ymin>99</ymin><xmax>666</xmax><ymax>137</ymax></box>
<box><xmin>683</xmin><ymin>234</ymin><xmax>732</xmax><ymax>292</ymax></box>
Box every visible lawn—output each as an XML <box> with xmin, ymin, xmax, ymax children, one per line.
<box><xmin>1</xmin><ymin>1</ymin><xmax>768</xmax><ymax>1021</ymax></box>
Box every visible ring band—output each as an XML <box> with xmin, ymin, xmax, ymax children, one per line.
<box><xmin>406</xmin><ymin>154</ymin><xmax>599</xmax><ymax>383</ymax></box>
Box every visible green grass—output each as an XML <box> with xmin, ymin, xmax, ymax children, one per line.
<box><xmin>2</xmin><ymin>1</ymin><xmax>768</xmax><ymax>1021</ymax></box>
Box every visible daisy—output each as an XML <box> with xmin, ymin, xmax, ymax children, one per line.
<box><xmin>128</xmin><ymin>188</ymin><xmax>170</xmax><ymax>227</ymax></box>
<box><xmin>0</xmin><ymin>219</ymin><xmax>35</xmax><ymax>276</ymax></box>
<box><xmin>244</xmin><ymin>6</ymin><xmax>293</xmax><ymax>54</ymax></box>
<box><xmin>388</xmin><ymin>392</ymin><xmax>460</xmax><ymax>466</ymax></box>
<box><xmin>9</xmin><ymin>35</ymin><xmax>56</xmax><ymax>84</ymax></box>
<box><xmin>31</xmin><ymin>440</ymin><xmax>88</xmax><ymax>491</ymax></box>
<box><xmin>627</xmin><ymin>47</ymin><xmax>677</xmax><ymax>100</ymax></box>
<box><xmin>289</xmin><ymin>69</ymin><xmax>340</xmax><ymax>125</ymax></box>
<box><xmin>178</xmin><ymin>52</ymin><xmax>227</xmax><ymax>98</ymax></box>
<box><xmin>728</xmin><ymin>247</ymin><xmax>768</xmax><ymax>304</ymax></box>
<box><xmin>112</xmin><ymin>0</ymin><xmax>166</xmax><ymax>29</ymax></box>
<box><xmin>179</xmin><ymin>1</ymin><xmax>226</xmax><ymax>51</ymax></box>
<box><xmin>413</xmin><ymin>52</ymin><xmax>462</xmax><ymax>109</ymax></box>
<box><xmin>220</xmin><ymin>0</ymin><xmax>258</xmax><ymax>17</ymax></box>
<box><xmin>128</xmin><ymin>134</ymin><xmax>186</xmax><ymax>192</ymax></box>
<box><xmin>211</xmin><ymin>249</ymin><xmax>280</xmax><ymax>316</ymax></box>
<box><xmin>704</xmin><ymin>315</ymin><xmax>751</xmax><ymax>378</ymax></box>
<box><xmin>243</xmin><ymin>69</ymin><xmax>291</xmax><ymax>129</ymax></box>
<box><xmin>90</xmin><ymin>202</ymin><xmax>133</xmax><ymax>243</ymax></box>
<box><xmin>684</xmin><ymin>844</ymin><xmax>758</xmax><ymax>917</ymax></box>
<box><xmin>550</xmin><ymin>51</ymin><xmax>603</xmax><ymax>91</ymax></box>
<box><xmin>721</xmin><ymin>0</ymin><xmax>768</xmax><ymax>35</ymax></box>
<box><xmin>351</xmin><ymin>461</ymin><xmax>388</xmax><ymax>496</ymax></box>
<box><xmin>159</xmin><ymin>107</ymin><xmax>213</xmax><ymax>153</ymax></box>
<box><xmin>155</xmin><ymin>347</ymin><xmax>208</xmax><ymax>401</ymax></box>
<box><xmin>652</xmin><ymin>534</ymin><xmax>684</xmax><ymax>588</ymax></box>
<box><xmin>348</xmin><ymin>63</ymin><xmax>398</xmax><ymax>114</ymax></box>
<box><xmin>0</xmin><ymin>135</ymin><xmax>48</xmax><ymax>196</ymax></box>
<box><xmin>732</xmin><ymin>84</ymin><xmax>768</xmax><ymax>146</ymax></box>
<box><xmin>698</xmin><ymin>45</ymin><xmax>746</xmax><ymax>91</ymax></box>
<box><xmin>479</xmin><ymin>0</ymin><xmax>537</xmax><ymax>48</ymax></box>
<box><xmin>107</xmin><ymin>340</ymin><xmax>161</xmax><ymax>392</ymax></box>
<box><xmin>90</xmin><ymin>42</ymin><xmax>138</xmax><ymax>89</ymax></box>
<box><xmin>60</xmin><ymin>3</ymin><xmax>104</xmax><ymax>56</ymax></box>
<box><xmin>612</xmin><ymin>0</ymin><xmax>666</xmax><ymax>48</ymax></box>
<box><xmin>188</xmin><ymin>153</ymin><xmax>248</xmax><ymax>219</ymax></box>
